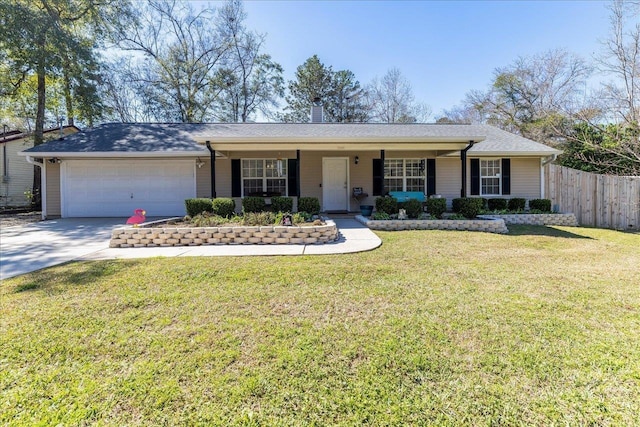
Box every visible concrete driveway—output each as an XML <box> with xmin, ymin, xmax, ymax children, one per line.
<box><xmin>1</xmin><ymin>217</ymin><xmax>382</xmax><ymax>281</ymax></box>
<box><xmin>0</xmin><ymin>218</ymin><xmax>125</xmax><ymax>281</ymax></box>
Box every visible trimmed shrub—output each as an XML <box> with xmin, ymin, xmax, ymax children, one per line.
<box><xmin>479</xmin><ymin>198</ymin><xmax>489</xmax><ymax>210</ymax></box>
<box><xmin>402</xmin><ymin>199</ymin><xmax>423</xmax><ymax>219</ymax></box>
<box><xmin>375</xmin><ymin>196</ymin><xmax>398</xmax><ymax>215</ymax></box>
<box><xmin>455</xmin><ymin>197</ymin><xmax>483</xmax><ymax>219</ymax></box>
<box><xmin>271</xmin><ymin>196</ymin><xmax>293</xmax><ymax>213</ymax></box>
<box><xmin>487</xmin><ymin>198</ymin><xmax>508</xmax><ymax>211</ymax></box>
<box><xmin>211</xmin><ymin>198</ymin><xmax>236</xmax><ymax>218</ymax></box>
<box><xmin>242</xmin><ymin>196</ymin><xmax>266</xmax><ymax>213</ymax></box>
<box><xmin>452</xmin><ymin>198</ymin><xmax>463</xmax><ymax>213</ymax></box>
<box><xmin>185</xmin><ymin>198</ymin><xmax>213</xmax><ymax>217</ymax></box>
<box><xmin>508</xmin><ymin>198</ymin><xmax>526</xmax><ymax>212</ymax></box>
<box><xmin>298</xmin><ymin>197</ymin><xmax>321</xmax><ymax>215</ymax></box>
<box><xmin>425</xmin><ymin>198</ymin><xmax>447</xmax><ymax>219</ymax></box>
<box><xmin>529</xmin><ymin>199</ymin><xmax>552</xmax><ymax>212</ymax></box>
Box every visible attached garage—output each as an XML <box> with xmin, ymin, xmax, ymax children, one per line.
<box><xmin>62</xmin><ymin>159</ymin><xmax>196</xmax><ymax>217</ymax></box>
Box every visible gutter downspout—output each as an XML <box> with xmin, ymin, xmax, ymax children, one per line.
<box><xmin>26</xmin><ymin>156</ymin><xmax>46</xmax><ymax>219</ymax></box>
<box><xmin>205</xmin><ymin>141</ymin><xmax>216</xmax><ymax>199</ymax></box>
<box><xmin>460</xmin><ymin>141</ymin><xmax>475</xmax><ymax>198</ymax></box>
<box><xmin>540</xmin><ymin>154</ymin><xmax>557</xmax><ymax>199</ymax></box>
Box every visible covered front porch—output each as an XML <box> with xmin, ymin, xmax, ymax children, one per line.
<box><xmin>195</xmin><ymin>137</ymin><xmax>478</xmax><ymax>213</ymax></box>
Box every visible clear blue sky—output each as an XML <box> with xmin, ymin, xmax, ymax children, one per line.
<box><xmin>223</xmin><ymin>0</ymin><xmax>611</xmax><ymax>118</ymax></box>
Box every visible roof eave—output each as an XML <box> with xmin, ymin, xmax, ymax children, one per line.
<box><xmin>470</xmin><ymin>150</ymin><xmax>562</xmax><ymax>157</ymax></box>
<box><xmin>193</xmin><ymin>136</ymin><xmax>487</xmax><ymax>144</ymax></box>
<box><xmin>442</xmin><ymin>150</ymin><xmax>562</xmax><ymax>157</ymax></box>
<box><xmin>18</xmin><ymin>150</ymin><xmax>209</xmax><ymax>158</ymax></box>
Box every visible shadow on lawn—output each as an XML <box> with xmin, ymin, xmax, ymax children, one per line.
<box><xmin>13</xmin><ymin>259</ymin><xmax>142</xmax><ymax>293</ymax></box>
<box><xmin>506</xmin><ymin>225</ymin><xmax>593</xmax><ymax>239</ymax></box>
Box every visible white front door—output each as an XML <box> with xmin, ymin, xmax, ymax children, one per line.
<box><xmin>322</xmin><ymin>157</ymin><xmax>349</xmax><ymax>212</ymax></box>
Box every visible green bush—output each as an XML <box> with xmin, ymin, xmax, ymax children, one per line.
<box><xmin>508</xmin><ymin>198</ymin><xmax>526</xmax><ymax>212</ymax></box>
<box><xmin>401</xmin><ymin>199</ymin><xmax>423</xmax><ymax>219</ymax></box>
<box><xmin>454</xmin><ymin>197</ymin><xmax>483</xmax><ymax>219</ymax></box>
<box><xmin>452</xmin><ymin>198</ymin><xmax>463</xmax><ymax>213</ymax></box>
<box><xmin>242</xmin><ymin>196</ymin><xmax>266</xmax><ymax>213</ymax></box>
<box><xmin>375</xmin><ymin>196</ymin><xmax>398</xmax><ymax>215</ymax></box>
<box><xmin>425</xmin><ymin>198</ymin><xmax>446</xmax><ymax>219</ymax></box>
<box><xmin>371</xmin><ymin>212</ymin><xmax>391</xmax><ymax>220</ymax></box>
<box><xmin>295</xmin><ymin>211</ymin><xmax>313</xmax><ymax>222</ymax></box>
<box><xmin>185</xmin><ymin>198</ymin><xmax>213</xmax><ymax>217</ymax></box>
<box><xmin>529</xmin><ymin>199</ymin><xmax>552</xmax><ymax>212</ymax></box>
<box><xmin>211</xmin><ymin>198</ymin><xmax>236</xmax><ymax>218</ymax></box>
<box><xmin>271</xmin><ymin>196</ymin><xmax>293</xmax><ymax>213</ymax></box>
<box><xmin>298</xmin><ymin>197</ymin><xmax>320</xmax><ymax>215</ymax></box>
<box><xmin>488</xmin><ymin>198</ymin><xmax>508</xmax><ymax>211</ymax></box>
<box><xmin>453</xmin><ymin>197</ymin><xmax>485</xmax><ymax>213</ymax></box>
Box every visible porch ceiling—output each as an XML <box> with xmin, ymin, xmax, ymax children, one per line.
<box><xmin>195</xmin><ymin>137</ymin><xmax>479</xmax><ymax>152</ymax></box>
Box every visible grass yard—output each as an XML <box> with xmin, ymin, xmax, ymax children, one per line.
<box><xmin>2</xmin><ymin>225</ymin><xmax>640</xmax><ymax>425</ymax></box>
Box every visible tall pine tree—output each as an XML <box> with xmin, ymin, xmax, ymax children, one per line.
<box><xmin>282</xmin><ymin>55</ymin><xmax>367</xmax><ymax>123</ymax></box>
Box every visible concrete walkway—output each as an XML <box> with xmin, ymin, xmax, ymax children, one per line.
<box><xmin>80</xmin><ymin>218</ymin><xmax>381</xmax><ymax>260</ymax></box>
<box><xmin>1</xmin><ymin>218</ymin><xmax>381</xmax><ymax>280</ymax></box>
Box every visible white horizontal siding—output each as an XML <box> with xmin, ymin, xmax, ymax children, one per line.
<box><xmin>1</xmin><ymin>140</ymin><xmax>34</xmax><ymax>207</ymax></box>
<box><xmin>436</xmin><ymin>157</ymin><xmax>461</xmax><ymax>203</ymax></box>
<box><xmin>511</xmin><ymin>158</ymin><xmax>541</xmax><ymax>199</ymax></box>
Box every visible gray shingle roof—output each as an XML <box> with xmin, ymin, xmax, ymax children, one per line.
<box><xmin>468</xmin><ymin>126</ymin><xmax>560</xmax><ymax>155</ymax></box>
<box><xmin>22</xmin><ymin>122</ymin><xmax>560</xmax><ymax>156</ymax></box>
<box><xmin>189</xmin><ymin>122</ymin><xmax>487</xmax><ymax>140</ymax></box>
<box><xmin>2</xmin><ymin>125</ymin><xmax>80</xmax><ymax>144</ymax></box>
<box><xmin>24</xmin><ymin>123</ymin><xmax>206</xmax><ymax>154</ymax></box>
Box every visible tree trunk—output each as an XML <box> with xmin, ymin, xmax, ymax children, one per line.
<box><xmin>64</xmin><ymin>69</ymin><xmax>75</xmax><ymax>126</ymax></box>
<box><xmin>32</xmin><ymin>43</ymin><xmax>46</xmax><ymax>209</ymax></box>
<box><xmin>35</xmin><ymin>52</ymin><xmax>45</xmax><ymax>146</ymax></box>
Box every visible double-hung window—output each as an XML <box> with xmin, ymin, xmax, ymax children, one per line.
<box><xmin>480</xmin><ymin>159</ymin><xmax>501</xmax><ymax>195</ymax></box>
<box><xmin>384</xmin><ymin>159</ymin><xmax>425</xmax><ymax>192</ymax></box>
<box><xmin>241</xmin><ymin>159</ymin><xmax>287</xmax><ymax>196</ymax></box>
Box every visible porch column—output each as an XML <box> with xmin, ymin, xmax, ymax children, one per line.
<box><xmin>380</xmin><ymin>149</ymin><xmax>385</xmax><ymax>194</ymax></box>
<box><xmin>206</xmin><ymin>141</ymin><xmax>216</xmax><ymax>198</ymax></box>
<box><xmin>460</xmin><ymin>141</ymin><xmax>474</xmax><ymax>197</ymax></box>
<box><xmin>296</xmin><ymin>149</ymin><xmax>301</xmax><ymax>197</ymax></box>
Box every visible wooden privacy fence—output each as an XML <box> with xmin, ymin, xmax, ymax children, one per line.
<box><xmin>545</xmin><ymin>164</ymin><xmax>640</xmax><ymax>230</ymax></box>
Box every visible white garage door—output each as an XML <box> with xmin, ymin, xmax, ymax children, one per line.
<box><xmin>62</xmin><ymin>159</ymin><xmax>196</xmax><ymax>217</ymax></box>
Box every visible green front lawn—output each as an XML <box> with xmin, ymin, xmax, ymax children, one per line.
<box><xmin>2</xmin><ymin>226</ymin><xmax>639</xmax><ymax>425</ymax></box>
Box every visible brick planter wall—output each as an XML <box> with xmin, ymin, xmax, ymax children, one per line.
<box><xmin>478</xmin><ymin>213</ymin><xmax>578</xmax><ymax>226</ymax></box>
<box><xmin>110</xmin><ymin>221</ymin><xmax>339</xmax><ymax>248</ymax></box>
<box><xmin>355</xmin><ymin>215</ymin><xmax>508</xmax><ymax>234</ymax></box>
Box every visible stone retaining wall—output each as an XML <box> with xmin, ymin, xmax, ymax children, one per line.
<box><xmin>110</xmin><ymin>221</ymin><xmax>339</xmax><ymax>248</ymax></box>
<box><xmin>478</xmin><ymin>213</ymin><xmax>578</xmax><ymax>226</ymax></box>
<box><xmin>356</xmin><ymin>215</ymin><xmax>508</xmax><ymax>234</ymax></box>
